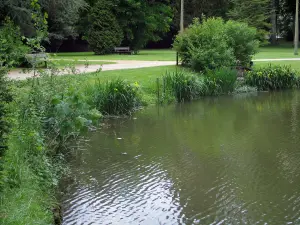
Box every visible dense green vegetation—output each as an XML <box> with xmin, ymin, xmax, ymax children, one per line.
<box><xmin>0</xmin><ymin>0</ymin><xmax>299</xmax><ymax>54</ymax></box>
<box><xmin>174</xmin><ymin>18</ymin><xmax>259</xmax><ymax>70</ymax></box>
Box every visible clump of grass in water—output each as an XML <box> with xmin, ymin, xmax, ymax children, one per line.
<box><xmin>204</xmin><ymin>67</ymin><xmax>237</xmax><ymax>94</ymax></box>
<box><xmin>245</xmin><ymin>65</ymin><xmax>298</xmax><ymax>91</ymax></box>
<box><xmin>163</xmin><ymin>71</ymin><xmax>205</xmax><ymax>102</ymax></box>
<box><xmin>91</xmin><ymin>79</ymin><xmax>142</xmax><ymax>116</ymax></box>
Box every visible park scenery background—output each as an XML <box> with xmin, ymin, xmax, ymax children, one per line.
<box><xmin>1</xmin><ymin>0</ymin><xmax>300</xmax><ymax>224</ymax></box>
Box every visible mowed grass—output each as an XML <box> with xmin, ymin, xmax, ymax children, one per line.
<box><xmin>51</xmin><ymin>43</ymin><xmax>300</xmax><ymax>62</ymax></box>
<box><xmin>73</xmin><ymin>65</ymin><xmax>179</xmax><ymax>86</ymax></box>
<box><xmin>254</xmin><ymin>61</ymin><xmax>300</xmax><ymax>71</ymax></box>
<box><xmin>254</xmin><ymin>44</ymin><xmax>300</xmax><ymax>59</ymax></box>
<box><xmin>50</xmin><ymin>50</ymin><xmax>177</xmax><ymax>61</ymax></box>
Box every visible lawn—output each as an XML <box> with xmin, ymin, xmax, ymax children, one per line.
<box><xmin>50</xmin><ymin>43</ymin><xmax>300</xmax><ymax>62</ymax></box>
<box><xmin>254</xmin><ymin>60</ymin><xmax>300</xmax><ymax>71</ymax></box>
<box><xmin>50</xmin><ymin>50</ymin><xmax>177</xmax><ymax>61</ymax></box>
<box><xmin>254</xmin><ymin>44</ymin><xmax>300</xmax><ymax>60</ymax></box>
<box><xmin>74</xmin><ymin>65</ymin><xmax>179</xmax><ymax>87</ymax></box>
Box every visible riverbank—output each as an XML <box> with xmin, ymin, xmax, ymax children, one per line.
<box><xmin>1</xmin><ymin>64</ymin><xmax>299</xmax><ymax>224</ymax></box>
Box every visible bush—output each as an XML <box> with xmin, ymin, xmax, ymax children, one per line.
<box><xmin>174</xmin><ymin>18</ymin><xmax>235</xmax><ymax>71</ymax></box>
<box><xmin>173</xmin><ymin>17</ymin><xmax>259</xmax><ymax>71</ymax></box>
<box><xmin>205</xmin><ymin>68</ymin><xmax>237</xmax><ymax>94</ymax></box>
<box><xmin>0</xmin><ymin>18</ymin><xmax>30</xmax><ymax>67</ymax></box>
<box><xmin>87</xmin><ymin>0</ymin><xmax>123</xmax><ymax>55</ymax></box>
<box><xmin>91</xmin><ymin>79</ymin><xmax>141</xmax><ymax>115</ymax></box>
<box><xmin>164</xmin><ymin>71</ymin><xmax>206</xmax><ymax>102</ymax></box>
<box><xmin>245</xmin><ymin>65</ymin><xmax>298</xmax><ymax>91</ymax></box>
<box><xmin>225</xmin><ymin>21</ymin><xmax>259</xmax><ymax>66</ymax></box>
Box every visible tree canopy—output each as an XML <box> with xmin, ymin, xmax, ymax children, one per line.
<box><xmin>0</xmin><ymin>0</ymin><xmax>299</xmax><ymax>52</ymax></box>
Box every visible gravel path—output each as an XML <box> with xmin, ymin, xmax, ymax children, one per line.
<box><xmin>8</xmin><ymin>58</ymin><xmax>300</xmax><ymax>80</ymax></box>
<box><xmin>8</xmin><ymin>60</ymin><xmax>176</xmax><ymax>80</ymax></box>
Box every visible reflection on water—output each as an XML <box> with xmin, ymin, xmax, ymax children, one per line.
<box><xmin>61</xmin><ymin>91</ymin><xmax>300</xmax><ymax>225</ymax></box>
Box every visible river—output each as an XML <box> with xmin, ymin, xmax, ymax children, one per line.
<box><xmin>60</xmin><ymin>91</ymin><xmax>300</xmax><ymax>225</ymax></box>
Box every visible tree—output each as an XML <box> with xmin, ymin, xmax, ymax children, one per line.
<box><xmin>270</xmin><ymin>0</ymin><xmax>278</xmax><ymax>45</ymax></box>
<box><xmin>228</xmin><ymin>0</ymin><xmax>270</xmax><ymax>42</ymax></box>
<box><xmin>116</xmin><ymin>0</ymin><xmax>173</xmax><ymax>51</ymax></box>
<box><xmin>87</xmin><ymin>0</ymin><xmax>122</xmax><ymax>54</ymax></box>
<box><xmin>0</xmin><ymin>0</ymin><xmax>87</xmax><ymax>41</ymax></box>
<box><xmin>295</xmin><ymin>0</ymin><xmax>299</xmax><ymax>55</ymax></box>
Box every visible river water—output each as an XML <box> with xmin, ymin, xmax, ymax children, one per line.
<box><xmin>61</xmin><ymin>91</ymin><xmax>300</xmax><ymax>225</ymax></box>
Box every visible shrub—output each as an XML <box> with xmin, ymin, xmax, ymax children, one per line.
<box><xmin>173</xmin><ymin>17</ymin><xmax>260</xmax><ymax>71</ymax></box>
<box><xmin>174</xmin><ymin>18</ymin><xmax>235</xmax><ymax>71</ymax></box>
<box><xmin>225</xmin><ymin>20</ymin><xmax>259</xmax><ymax>67</ymax></box>
<box><xmin>245</xmin><ymin>65</ymin><xmax>298</xmax><ymax>91</ymax></box>
<box><xmin>87</xmin><ymin>0</ymin><xmax>123</xmax><ymax>55</ymax></box>
<box><xmin>92</xmin><ymin>79</ymin><xmax>141</xmax><ymax>115</ymax></box>
<box><xmin>0</xmin><ymin>18</ymin><xmax>30</xmax><ymax>67</ymax></box>
<box><xmin>164</xmin><ymin>71</ymin><xmax>206</xmax><ymax>102</ymax></box>
<box><xmin>205</xmin><ymin>68</ymin><xmax>237</xmax><ymax>94</ymax></box>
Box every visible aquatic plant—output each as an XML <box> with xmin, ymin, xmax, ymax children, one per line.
<box><xmin>205</xmin><ymin>67</ymin><xmax>237</xmax><ymax>94</ymax></box>
<box><xmin>91</xmin><ymin>79</ymin><xmax>142</xmax><ymax>115</ymax></box>
<box><xmin>164</xmin><ymin>71</ymin><xmax>205</xmax><ymax>102</ymax></box>
<box><xmin>245</xmin><ymin>65</ymin><xmax>298</xmax><ymax>91</ymax></box>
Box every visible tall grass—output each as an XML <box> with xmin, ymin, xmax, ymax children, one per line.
<box><xmin>205</xmin><ymin>67</ymin><xmax>237</xmax><ymax>94</ymax></box>
<box><xmin>163</xmin><ymin>71</ymin><xmax>206</xmax><ymax>102</ymax></box>
<box><xmin>245</xmin><ymin>65</ymin><xmax>298</xmax><ymax>91</ymax></box>
<box><xmin>162</xmin><ymin>68</ymin><xmax>238</xmax><ymax>103</ymax></box>
<box><xmin>0</xmin><ymin>69</ymin><xmax>142</xmax><ymax>224</ymax></box>
<box><xmin>89</xmin><ymin>79</ymin><xmax>142</xmax><ymax>115</ymax></box>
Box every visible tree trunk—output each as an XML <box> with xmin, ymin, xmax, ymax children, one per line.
<box><xmin>270</xmin><ymin>0</ymin><xmax>277</xmax><ymax>45</ymax></box>
<box><xmin>295</xmin><ymin>0</ymin><xmax>299</xmax><ymax>55</ymax></box>
<box><xmin>180</xmin><ymin>0</ymin><xmax>184</xmax><ymax>33</ymax></box>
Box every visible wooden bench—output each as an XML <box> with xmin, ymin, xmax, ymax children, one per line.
<box><xmin>114</xmin><ymin>47</ymin><xmax>133</xmax><ymax>55</ymax></box>
<box><xmin>25</xmin><ymin>53</ymin><xmax>49</xmax><ymax>67</ymax></box>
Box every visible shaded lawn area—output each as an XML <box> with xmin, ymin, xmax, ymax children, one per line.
<box><xmin>50</xmin><ymin>50</ymin><xmax>177</xmax><ymax>61</ymax></box>
<box><xmin>51</xmin><ymin>43</ymin><xmax>300</xmax><ymax>62</ymax></box>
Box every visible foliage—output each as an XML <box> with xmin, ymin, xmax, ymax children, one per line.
<box><xmin>164</xmin><ymin>71</ymin><xmax>207</xmax><ymax>102</ymax></box>
<box><xmin>227</xmin><ymin>0</ymin><xmax>270</xmax><ymax>43</ymax></box>
<box><xmin>174</xmin><ymin>18</ymin><xmax>235</xmax><ymax>71</ymax></box>
<box><xmin>0</xmin><ymin>18</ymin><xmax>30</xmax><ymax>67</ymax></box>
<box><xmin>0</xmin><ymin>0</ymin><xmax>86</xmax><ymax>41</ymax></box>
<box><xmin>0</xmin><ymin>71</ymin><xmax>102</xmax><ymax>224</ymax></box>
<box><xmin>0</xmin><ymin>68</ymin><xmax>12</xmax><ymax>191</ymax></box>
<box><xmin>225</xmin><ymin>20</ymin><xmax>260</xmax><ymax>66</ymax></box>
<box><xmin>245</xmin><ymin>65</ymin><xmax>298</xmax><ymax>90</ymax></box>
<box><xmin>205</xmin><ymin>67</ymin><xmax>237</xmax><ymax>94</ymax></box>
<box><xmin>116</xmin><ymin>0</ymin><xmax>173</xmax><ymax>51</ymax></box>
<box><xmin>90</xmin><ymin>79</ymin><xmax>141</xmax><ymax>115</ymax></box>
<box><xmin>87</xmin><ymin>0</ymin><xmax>123</xmax><ymax>55</ymax></box>
<box><xmin>25</xmin><ymin>0</ymin><xmax>49</xmax><ymax>53</ymax></box>
<box><xmin>174</xmin><ymin>17</ymin><xmax>260</xmax><ymax>71</ymax></box>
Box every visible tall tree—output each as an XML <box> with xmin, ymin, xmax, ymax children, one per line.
<box><xmin>270</xmin><ymin>0</ymin><xmax>279</xmax><ymax>44</ymax></box>
<box><xmin>295</xmin><ymin>0</ymin><xmax>299</xmax><ymax>55</ymax></box>
<box><xmin>0</xmin><ymin>0</ymin><xmax>87</xmax><ymax>40</ymax></box>
<box><xmin>116</xmin><ymin>0</ymin><xmax>173</xmax><ymax>51</ymax></box>
<box><xmin>228</xmin><ymin>0</ymin><xmax>270</xmax><ymax>42</ymax></box>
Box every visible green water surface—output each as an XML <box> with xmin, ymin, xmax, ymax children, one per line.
<box><xmin>61</xmin><ymin>91</ymin><xmax>300</xmax><ymax>225</ymax></box>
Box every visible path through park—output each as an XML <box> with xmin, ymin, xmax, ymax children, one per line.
<box><xmin>8</xmin><ymin>58</ymin><xmax>300</xmax><ymax>80</ymax></box>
